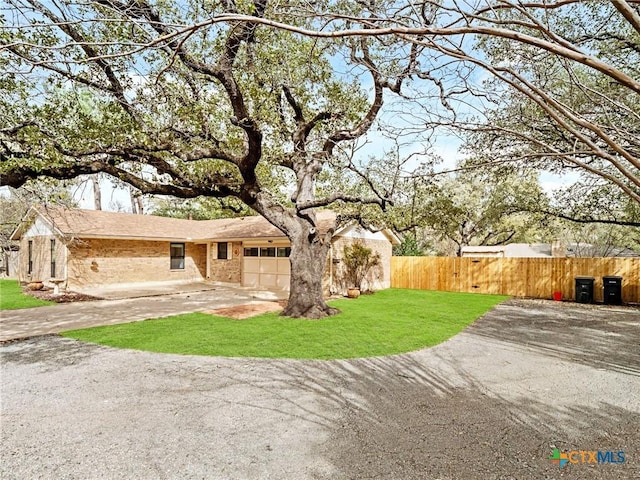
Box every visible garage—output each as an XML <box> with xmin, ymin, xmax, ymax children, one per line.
<box><xmin>242</xmin><ymin>245</ymin><xmax>291</xmax><ymax>290</ymax></box>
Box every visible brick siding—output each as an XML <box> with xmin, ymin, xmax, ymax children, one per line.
<box><xmin>209</xmin><ymin>241</ymin><xmax>242</xmax><ymax>283</ymax></box>
<box><xmin>66</xmin><ymin>238</ymin><xmax>206</xmax><ymax>289</ymax></box>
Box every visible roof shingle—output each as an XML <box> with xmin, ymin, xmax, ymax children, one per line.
<box><xmin>18</xmin><ymin>206</ymin><xmax>337</xmax><ymax>242</ymax></box>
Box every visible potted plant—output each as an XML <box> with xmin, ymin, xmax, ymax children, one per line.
<box><xmin>28</xmin><ymin>280</ymin><xmax>44</xmax><ymax>290</ymax></box>
<box><xmin>343</xmin><ymin>241</ymin><xmax>381</xmax><ymax>298</ymax></box>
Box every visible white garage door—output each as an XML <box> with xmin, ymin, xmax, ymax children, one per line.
<box><xmin>242</xmin><ymin>246</ymin><xmax>291</xmax><ymax>290</ymax></box>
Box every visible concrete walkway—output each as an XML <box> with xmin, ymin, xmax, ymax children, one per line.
<box><xmin>75</xmin><ymin>280</ymin><xmax>224</xmax><ymax>300</ymax></box>
<box><xmin>0</xmin><ymin>284</ymin><xmax>288</xmax><ymax>342</ymax></box>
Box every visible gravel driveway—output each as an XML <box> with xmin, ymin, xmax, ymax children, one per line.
<box><xmin>1</xmin><ymin>299</ymin><xmax>639</xmax><ymax>479</ymax></box>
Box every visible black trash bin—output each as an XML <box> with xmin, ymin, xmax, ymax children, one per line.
<box><xmin>575</xmin><ymin>277</ymin><xmax>595</xmax><ymax>304</ymax></box>
<box><xmin>603</xmin><ymin>276</ymin><xmax>623</xmax><ymax>305</ymax></box>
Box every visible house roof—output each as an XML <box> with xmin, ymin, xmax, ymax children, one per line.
<box><xmin>10</xmin><ymin>206</ymin><xmax>338</xmax><ymax>242</ymax></box>
<box><xmin>565</xmin><ymin>243</ymin><xmax>640</xmax><ymax>258</ymax></box>
<box><xmin>505</xmin><ymin>243</ymin><xmax>553</xmax><ymax>257</ymax></box>
<box><xmin>333</xmin><ymin>222</ymin><xmax>402</xmax><ymax>245</ymax></box>
<box><xmin>462</xmin><ymin>244</ymin><xmax>552</xmax><ymax>258</ymax></box>
<box><xmin>461</xmin><ymin>242</ymin><xmax>640</xmax><ymax>258</ymax></box>
<box><xmin>461</xmin><ymin>246</ymin><xmax>505</xmax><ymax>254</ymax></box>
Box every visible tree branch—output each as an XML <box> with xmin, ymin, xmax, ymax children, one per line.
<box><xmin>297</xmin><ymin>193</ymin><xmax>391</xmax><ymax>211</ymax></box>
<box><xmin>533</xmin><ymin>209</ymin><xmax>640</xmax><ymax>227</ymax></box>
<box><xmin>611</xmin><ymin>0</ymin><xmax>640</xmax><ymax>35</ymax></box>
<box><xmin>323</xmin><ymin>39</ymin><xmax>385</xmax><ymax>155</ymax></box>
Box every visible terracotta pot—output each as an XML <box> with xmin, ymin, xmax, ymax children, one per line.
<box><xmin>28</xmin><ymin>281</ymin><xmax>44</xmax><ymax>291</ymax></box>
<box><xmin>347</xmin><ymin>287</ymin><xmax>360</xmax><ymax>299</ymax></box>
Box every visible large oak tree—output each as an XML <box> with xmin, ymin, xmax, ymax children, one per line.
<box><xmin>0</xmin><ymin>0</ymin><xmax>421</xmax><ymax>318</ymax></box>
<box><xmin>3</xmin><ymin>1</ymin><xmax>640</xmax><ymax>317</ymax></box>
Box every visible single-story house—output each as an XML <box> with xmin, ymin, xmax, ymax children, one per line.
<box><xmin>10</xmin><ymin>206</ymin><xmax>400</xmax><ymax>294</ymax></box>
<box><xmin>461</xmin><ymin>243</ymin><xmax>558</xmax><ymax>258</ymax></box>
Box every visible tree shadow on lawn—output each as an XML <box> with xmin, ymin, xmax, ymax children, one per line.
<box><xmin>261</xmin><ymin>354</ymin><xmax>639</xmax><ymax>479</ymax></box>
<box><xmin>465</xmin><ymin>299</ymin><xmax>640</xmax><ymax>377</ymax></box>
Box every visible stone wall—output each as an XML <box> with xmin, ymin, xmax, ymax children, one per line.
<box><xmin>209</xmin><ymin>241</ymin><xmax>242</xmax><ymax>283</ymax></box>
<box><xmin>66</xmin><ymin>238</ymin><xmax>206</xmax><ymax>289</ymax></box>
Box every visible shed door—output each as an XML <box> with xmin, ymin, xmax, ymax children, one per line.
<box><xmin>242</xmin><ymin>246</ymin><xmax>291</xmax><ymax>290</ymax></box>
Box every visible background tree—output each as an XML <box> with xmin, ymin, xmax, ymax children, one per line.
<box><xmin>554</xmin><ymin>222</ymin><xmax>640</xmax><ymax>257</ymax></box>
<box><xmin>392</xmin><ymin>235</ymin><xmax>429</xmax><ymax>257</ymax></box>
<box><xmin>90</xmin><ymin>175</ymin><xmax>102</xmax><ymax>211</ymax></box>
<box><xmin>459</xmin><ymin>2</ymin><xmax>640</xmax><ymax>226</ymax></box>
<box><xmin>151</xmin><ymin>196</ymin><xmax>253</xmax><ymax>220</ymax></box>
<box><xmin>389</xmin><ymin>171</ymin><xmax>553</xmax><ymax>256</ymax></box>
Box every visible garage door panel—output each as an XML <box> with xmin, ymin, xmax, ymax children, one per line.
<box><xmin>260</xmin><ymin>259</ymin><xmax>278</xmax><ymax>274</ymax></box>
<box><xmin>244</xmin><ymin>272</ymin><xmax>260</xmax><ymax>288</ymax></box>
<box><xmin>244</xmin><ymin>258</ymin><xmax>260</xmax><ymax>274</ymax></box>
<box><xmin>277</xmin><ymin>259</ymin><xmax>290</xmax><ymax>274</ymax></box>
<box><xmin>260</xmin><ymin>273</ymin><xmax>277</xmax><ymax>287</ymax></box>
<box><xmin>276</xmin><ymin>274</ymin><xmax>290</xmax><ymax>290</ymax></box>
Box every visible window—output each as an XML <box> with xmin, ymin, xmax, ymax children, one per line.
<box><xmin>260</xmin><ymin>247</ymin><xmax>276</xmax><ymax>257</ymax></box>
<box><xmin>50</xmin><ymin>239</ymin><xmax>56</xmax><ymax>278</ymax></box>
<box><xmin>28</xmin><ymin>240</ymin><xmax>33</xmax><ymax>274</ymax></box>
<box><xmin>170</xmin><ymin>243</ymin><xmax>185</xmax><ymax>269</ymax></box>
<box><xmin>243</xmin><ymin>246</ymin><xmax>289</xmax><ymax>257</ymax></box>
<box><xmin>217</xmin><ymin>242</ymin><xmax>228</xmax><ymax>260</ymax></box>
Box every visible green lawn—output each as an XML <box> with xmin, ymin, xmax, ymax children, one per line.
<box><xmin>62</xmin><ymin>289</ymin><xmax>507</xmax><ymax>359</ymax></box>
<box><xmin>0</xmin><ymin>279</ymin><xmax>56</xmax><ymax>310</ymax></box>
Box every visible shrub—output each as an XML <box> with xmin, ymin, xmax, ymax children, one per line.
<box><xmin>343</xmin><ymin>241</ymin><xmax>381</xmax><ymax>291</ymax></box>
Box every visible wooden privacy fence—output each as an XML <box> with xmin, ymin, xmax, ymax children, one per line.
<box><xmin>391</xmin><ymin>257</ymin><xmax>640</xmax><ymax>304</ymax></box>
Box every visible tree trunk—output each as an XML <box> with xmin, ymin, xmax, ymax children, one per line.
<box><xmin>281</xmin><ymin>231</ymin><xmax>339</xmax><ymax>319</ymax></box>
<box><xmin>130</xmin><ymin>188</ymin><xmax>138</xmax><ymax>214</ymax></box>
<box><xmin>251</xmin><ymin>194</ymin><xmax>339</xmax><ymax>319</ymax></box>
<box><xmin>130</xmin><ymin>187</ymin><xmax>143</xmax><ymax>214</ymax></box>
<box><xmin>91</xmin><ymin>175</ymin><xmax>102</xmax><ymax>210</ymax></box>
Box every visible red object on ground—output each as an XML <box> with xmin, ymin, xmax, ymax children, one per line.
<box><xmin>553</xmin><ymin>291</ymin><xmax>562</xmax><ymax>301</ymax></box>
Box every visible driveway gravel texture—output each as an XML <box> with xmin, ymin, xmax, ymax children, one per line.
<box><xmin>1</xmin><ymin>299</ymin><xmax>639</xmax><ymax>479</ymax></box>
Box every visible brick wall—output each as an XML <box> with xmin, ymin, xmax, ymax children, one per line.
<box><xmin>209</xmin><ymin>241</ymin><xmax>242</xmax><ymax>283</ymax></box>
<box><xmin>66</xmin><ymin>238</ymin><xmax>206</xmax><ymax>289</ymax></box>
